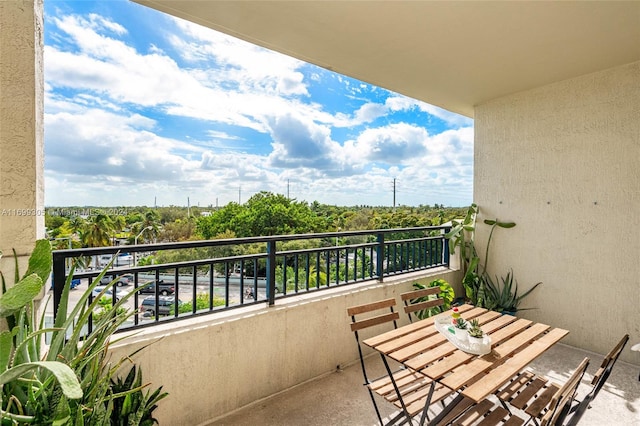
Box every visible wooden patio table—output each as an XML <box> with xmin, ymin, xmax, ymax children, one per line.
<box><xmin>363</xmin><ymin>304</ymin><xmax>569</xmax><ymax>426</ymax></box>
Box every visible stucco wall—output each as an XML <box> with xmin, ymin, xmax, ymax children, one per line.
<box><xmin>0</xmin><ymin>0</ymin><xmax>45</xmax><ymax>279</ymax></box>
<box><xmin>474</xmin><ymin>61</ymin><xmax>640</xmax><ymax>364</ymax></box>
<box><xmin>109</xmin><ymin>269</ymin><xmax>460</xmax><ymax>425</ymax></box>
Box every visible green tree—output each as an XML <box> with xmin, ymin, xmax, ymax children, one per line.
<box><xmin>197</xmin><ymin>192</ymin><xmax>325</xmax><ymax>239</ymax></box>
<box><xmin>132</xmin><ymin>209</ymin><xmax>162</xmax><ymax>243</ymax></box>
<box><xmin>81</xmin><ymin>213</ymin><xmax>115</xmax><ymax>247</ymax></box>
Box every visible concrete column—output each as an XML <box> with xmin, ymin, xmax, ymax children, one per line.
<box><xmin>0</xmin><ymin>0</ymin><xmax>45</xmax><ymax>281</ymax></box>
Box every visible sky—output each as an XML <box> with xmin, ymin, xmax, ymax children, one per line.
<box><xmin>43</xmin><ymin>0</ymin><xmax>474</xmax><ymax>208</ymax></box>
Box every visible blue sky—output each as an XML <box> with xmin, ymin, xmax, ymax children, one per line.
<box><xmin>44</xmin><ymin>0</ymin><xmax>474</xmax><ymax>208</ymax></box>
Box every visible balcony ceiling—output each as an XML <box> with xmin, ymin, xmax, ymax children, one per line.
<box><xmin>134</xmin><ymin>1</ymin><xmax>640</xmax><ymax>118</ymax></box>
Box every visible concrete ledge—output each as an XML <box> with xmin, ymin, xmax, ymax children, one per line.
<box><xmin>109</xmin><ymin>268</ymin><xmax>460</xmax><ymax>425</ymax></box>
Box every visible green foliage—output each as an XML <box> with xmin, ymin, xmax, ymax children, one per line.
<box><xmin>0</xmin><ymin>240</ymin><xmax>83</xmax><ymax>424</ymax></box>
<box><xmin>479</xmin><ymin>270</ymin><xmax>542</xmax><ymax>313</ymax></box>
<box><xmin>178</xmin><ymin>293</ymin><xmax>225</xmax><ymax>313</ymax></box>
<box><xmin>410</xmin><ymin>279</ymin><xmax>455</xmax><ymax>320</ymax></box>
<box><xmin>81</xmin><ymin>212</ymin><xmax>116</xmax><ymax>247</ymax></box>
<box><xmin>446</xmin><ymin>204</ymin><xmax>541</xmax><ymax>312</ymax></box>
<box><xmin>453</xmin><ymin>317</ymin><xmax>468</xmax><ymax>329</ymax></box>
<box><xmin>467</xmin><ymin>319</ymin><xmax>484</xmax><ymax>338</ymax></box>
<box><xmin>196</xmin><ymin>192</ymin><xmax>326</xmax><ymax>239</ymax></box>
<box><xmin>0</xmin><ymin>240</ymin><xmax>168</xmax><ymax>425</ymax></box>
<box><xmin>110</xmin><ymin>365</ymin><xmax>167</xmax><ymax>426</ymax></box>
<box><xmin>92</xmin><ymin>297</ymin><xmax>128</xmax><ymax>324</ymax></box>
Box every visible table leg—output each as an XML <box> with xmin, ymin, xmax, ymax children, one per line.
<box><xmin>418</xmin><ymin>381</ymin><xmax>436</xmax><ymax>425</ymax></box>
<box><xmin>379</xmin><ymin>353</ymin><xmax>414</xmax><ymax>426</ymax></box>
<box><xmin>425</xmin><ymin>392</ymin><xmax>465</xmax><ymax>426</ymax></box>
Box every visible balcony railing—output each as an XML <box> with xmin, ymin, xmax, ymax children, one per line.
<box><xmin>51</xmin><ymin>226</ymin><xmax>450</xmax><ymax>333</ymax></box>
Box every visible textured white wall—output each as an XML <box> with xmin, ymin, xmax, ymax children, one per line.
<box><xmin>474</xmin><ymin>61</ymin><xmax>640</xmax><ymax>363</ymax></box>
<box><xmin>109</xmin><ymin>269</ymin><xmax>461</xmax><ymax>425</ymax></box>
<box><xmin>0</xmin><ymin>0</ymin><xmax>45</xmax><ymax>278</ymax></box>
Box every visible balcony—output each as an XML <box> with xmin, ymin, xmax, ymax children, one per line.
<box><xmin>103</xmin><ymin>267</ymin><xmax>637</xmax><ymax>425</ymax></box>
<box><xmin>47</xmin><ymin>229</ymin><xmax>635</xmax><ymax>424</ymax></box>
<box><xmin>3</xmin><ymin>2</ymin><xmax>639</xmax><ymax>424</ymax></box>
<box><xmin>51</xmin><ymin>226</ymin><xmax>451</xmax><ymax>334</ymax></box>
<box><xmin>207</xmin><ymin>344</ymin><xmax>639</xmax><ymax>426</ymax></box>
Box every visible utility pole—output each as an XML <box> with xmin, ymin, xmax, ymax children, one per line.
<box><xmin>287</xmin><ymin>179</ymin><xmax>290</xmax><ymax>199</ymax></box>
<box><xmin>393</xmin><ymin>178</ymin><xmax>396</xmax><ymax>212</ymax></box>
<box><xmin>239</xmin><ymin>186</ymin><xmax>242</xmax><ymax>204</ymax></box>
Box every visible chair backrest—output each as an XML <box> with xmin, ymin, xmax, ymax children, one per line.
<box><xmin>400</xmin><ymin>286</ymin><xmax>443</xmax><ymax>322</ymax></box>
<box><xmin>348</xmin><ymin>298</ymin><xmax>399</xmax><ymax>334</ymax></box>
<box><xmin>566</xmin><ymin>334</ymin><xmax>629</xmax><ymax>426</ymax></box>
<box><xmin>540</xmin><ymin>357</ymin><xmax>590</xmax><ymax>426</ymax></box>
<box><xmin>347</xmin><ymin>298</ymin><xmax>399</xmax><ymax>382</ymax></box>
<box><xmin>590</xmin><ymin>334</ymin><xmax>629</xmax><ymax>397</ymax></box>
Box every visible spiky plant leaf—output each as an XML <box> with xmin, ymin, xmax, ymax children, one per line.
<box><xmin>0</xmin><ymin>361</ymin><xmax>82</xmax><ymax>399</ymax></box>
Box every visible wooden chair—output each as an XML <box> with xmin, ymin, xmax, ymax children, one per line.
<box><xmin>400</xmin><ymin>286</ymin><xmax>444</xmax><ymax>323</ymax></box>
<box><xmin>497</xmin><ymin>334</ymin><xmax>628</xmax><ymax>425</ymax></box>
<box><xmin>435</xmin><ymin>357</ymin><xmax>590</xmax><ymax>426</ymax></box>
<box><xmin>566</xmin><ymin>334</ymin><xmax>629</xmax><ymax>425</ymax></box>
<box><xmin>347</xmin><ymin>298</ymin><xmax>452</xmax><ymax>425</ymax></box>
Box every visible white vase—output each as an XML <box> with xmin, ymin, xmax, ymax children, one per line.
<box><xmin>455</xmin><ymin>328</ymin><xmax>468</xmax><ymax>341</ymax></box>
<box><xmin>468</xmin><ymin>335</ymin><xmax>483</xmax><ymax>346</ymax></box>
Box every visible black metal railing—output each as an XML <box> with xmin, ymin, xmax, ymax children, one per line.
<box><xmin>51</xmin><ymin>226</ymin><xmax>450</xmax><ymax>333</ymax></box>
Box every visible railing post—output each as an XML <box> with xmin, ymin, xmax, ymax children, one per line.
<box><xmin>266</xmin><ymin>240</ymin><xmax>276</xmax><ymax>306</ymax></box>
<box><xmin>52</xmin><ymin>251</ymin><xmax>66</xmax><ymax>322</ymax></box>
<box><xmin>376</xmin><ymin>232</ymin><xmax>384</xmax><ymax>282</ymax></box>
<box><xmin>443</xmin><ymin>226</ymin><xmax>451</xmax><ymax>267</ymax></box>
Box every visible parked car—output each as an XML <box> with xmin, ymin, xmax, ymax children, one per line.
<box><xmin>139</xmin><ymin>296</ymin><xmax>181</xmax><ymax>317</ymax></box>
<box><xmin>91</xmin><ymin>286</ymin><xmax>126</xmax><ymax>302</ymax></box>
<box><xmin>99</xmin><ymin>273</ymin><xmax>134</xmax><ymax>286</ymax></box>
<box><xmin>50</xmin><ymin>277</ymin><xmax>81</xmax><ymax>290</ymax></box>
<box><xmin>138</xmin><ymin>280</ymin><xmax>175</xmax><ymax>296</ymax></box>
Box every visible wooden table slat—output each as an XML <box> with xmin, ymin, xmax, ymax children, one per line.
<box><xmin>438</xmin><ymin>322</ymin><xmax>550</xmax><ymax>391</ymax></box>
<box><xmin>376</xmin><ymin>325</ymin><xmax>439</xmax><ymax>354</ymax></box>
<box><xmin>475</xmin><ymin>310</ymin><xmax>503</xmax><ymax>325</ymax></box>
<box><xmin>363</xmin><ymin>316</ymin><xmax>435</xmax><ymax>347</ymax></box>
<box><xmin>462</xmin><ymin>328</ymin><xmax>569</xmax><ymax>401</ymax></box>
<box><xmin>404</xmin><ymin>340</ymin><xmax>457</xmax><ymax>370</ymax></box>
<box><xmin>485</xmin><ymin>318</ymin><xmax>534</xmax><ymax>346</ymax></box>
<box><xmin>420</xmin><ymin>350</ymin><xmax>474</xmax><ymax>380</ymax></box>
<box><xmin>477</xmin><ymin>314</ymin><xmax>518</xmax><ymax>335</ymax></box>
<box><xmin>390</xmin><ymin>333</ymin><xmax>448</xmax><ymax>362</ymax></box>
<box><xmin>362</xmin><ymin>305</ymin><xmax>476</xmax><ymax>348</ymax></box>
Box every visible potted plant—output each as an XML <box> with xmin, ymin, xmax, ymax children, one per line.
<box><xmin>446</xmin><ymin>205</ymin><xmax>542</xmax><ymax>313</ymax></box>
<box><xmin>453</xmin><ymin>317</ymin><xmax>468</xmax><ymax>340</ymax></box>
<box><xmin>1</xmin><ymin>240</ymin><xmax>168</xmax><ymax>424</ymax></box>
<box><xmin>467</xmin><ymin>319</ymin><xmax>484</xmax><ymax>344</ymax></box>
<box><xmin>481</xmin><ymin>269</ymin><xmax>542</xmax><ymax>315</ymax></box>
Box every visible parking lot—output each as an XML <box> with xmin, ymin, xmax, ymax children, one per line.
<box><xmin>43</xmin><ymin>276</ymin><xmax>267</xmax><ymax>326</ymax></box>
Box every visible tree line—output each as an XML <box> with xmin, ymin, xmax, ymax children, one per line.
<box><xmin>45</xmin><ymin>191</ymin><xmax>468</xmax><ymax>250</ymax></box>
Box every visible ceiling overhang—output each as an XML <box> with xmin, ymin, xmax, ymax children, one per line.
<box><xmin>134</xmin><ymin>1</ymin><xmax>640</xmax><ymax>118</ymax></box>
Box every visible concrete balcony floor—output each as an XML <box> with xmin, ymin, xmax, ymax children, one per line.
<box><xmin>207</xmin><ymin>343</ymin><xmax>639</xmax><ymax>426</ymax></box>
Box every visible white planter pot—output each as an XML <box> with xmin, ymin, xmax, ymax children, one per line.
<box><xmin>454</xmin><ymin>328</ymin><xmax>468</xmax><ymax>341</ymax></box>
<box><xmin>468</xmin><ymin>335</ymin><xmax>484</xmax><ymax>346</ymax></box>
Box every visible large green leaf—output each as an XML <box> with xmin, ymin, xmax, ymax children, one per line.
<box><xmin>0</xmin><ymin>330</ymin><xmax>11</xmax><ymax>373</ymax></box>
<box><xmin>0</xmin><ymin>273</ymin><xmax>43</xmax><ymax>318</ymax></box>
<box><xmin>23</xmin><ymin>239</ymin><xmax>53</xmax><ymax>283</ymax></box>
<box><xmin>0</xmin><ymin>361</ymin><xmax>83</xmax><ymax>399</ymax></box>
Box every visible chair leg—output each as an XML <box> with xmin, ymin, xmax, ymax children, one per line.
<box><xmin>499</xmin><ymin>398</ymin><xmax>513</xmax><ymax>414</ymax></box>
<box><xmin>379</xmin><ymin>354</ymin><xmax>413</xmax><ymax>425</ymax></box>
<box><xmin>366</xmin><ymin>386</ymin><xmax>384</xmax><ymax>426</ymax></box>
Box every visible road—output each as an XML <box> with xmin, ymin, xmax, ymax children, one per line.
<box><xmin>42</xmin><ymin>275</ymin><xmax>268</xmax><ymax>330</ymax></box>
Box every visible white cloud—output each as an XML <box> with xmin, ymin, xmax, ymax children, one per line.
<box><xmin>43</xmin><ymin>6</ymin><xmax>473</xmax><ymax>207</ymax></box>
<box><xmin>347</xmin><ymin>123</ymin><xmax>429</xmax><ymax>164</ymax></box>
